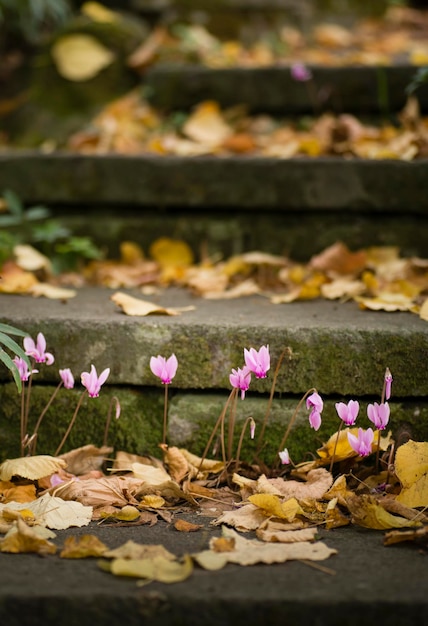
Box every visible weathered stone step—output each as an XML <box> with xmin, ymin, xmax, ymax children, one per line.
<box><xmin>1</xmin><ymin>287</ymin><xmax>426</xmax><ymax>396</ymax></box>
<box><xmin>1</xmin><ymin>152</ymin><xmax>427</xmax><ymax>259</ymax></box>
<box><xmin>145</xmin><ymin>64</ymin><xmax>428</xmax><ymax>114</ymax></box>
<box><xmin>0</xmin><ymin>287</ymin><xmax>427</xmax><ymax>459</ymax></box>
<box><xmin>1</xmin><ymin>153</ymin><xmax>427</xmax><ymax>212</ymax></box>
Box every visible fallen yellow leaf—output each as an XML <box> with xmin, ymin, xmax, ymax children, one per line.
<box><xmin>60</xmin><ymin>534</ymin><xmax>108</xmax><ymax>558</ymax></box>
<box><xmin>52</xmin><ymin>34</ymin><xmax>115</xmax><ymax>81</ymax></box>
<box><xmin>395</xmin><ymin>440</ymin><xmax>428</xmax><ymax>508</ymax></box>
<box><xmin>111</xmin><ymin>291</ymin><xmax>195</xmax><ymax>316</ymax></box>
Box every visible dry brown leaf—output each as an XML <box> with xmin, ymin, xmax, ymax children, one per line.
<box><xmin>0</xmin><ymin>518</ymin><xmax>57</xmax><ymax>555</ymax></box>
<box><xmin>248</xmin><ymin>494</ymin><xmax>304</xmax><ymax>522</ymax></box>
<box><xmin>346</xmin><ymin>494</ymin><xmax>421</xmax><ymax>530</ymax></box>
<box><xmin>108</xmin><ymin>554</ymin><xmax>193</xmax><ymax>583</ymax></box>
<box><xmin>321</xmin><ymin>277</ymin><xmax>365</xmax><ymax>300</ymax></box>
<box><xmin>0</xmin><ymin>481</ymin><xmax>36</xmax><ymax>504</ymax></box>
<box><xmin>28</xmin><ymin>283</ymin><xmax>76</xmax><ymax>299</ymax></box>
<box><xmin>0</xmin><ymin>455</ymin><xmax>67</xmax><ymax>481</ymax></box>
<box><xmin>111</xmin><ymin>291</ymin><xmax>195</xmax><ymax>316</ymax></box>
<box><xmin>384</xmin><ymin>526</ymin><xmax>428</xmax><ymax>546</ymax></box>
<box><xmin>0</xmin><ymin>261</ymin><xmax>39</xmax><ymax>293</ymax></box>
<box><xmin>310</xmin><ymin>242</ymin><xmax>367</xmax><ymax>275</ymax></box>
<box><xmin>52</xmin><ymin>475</ymin><xmax>142</xmax><ymax>508</ymax></box>
<box><xmin>59</xmin><ymin>445</ymin><xmax>113</xmax><ymax>475</ymax></box>
<box><xmin>14</xmin><ymin>244</ymin><xmax>51</xmax><ymax>273</ymax></box>
<box><xmin>355</xmin><ymin>292</ymin><xmax>418</xmax><ymax>312</ymax></box>
<box><xmin>256</xmin><ymin>527</ymin><xmax>317</xmax><ymax>543</ymax></box>
<box><xmin>259</xmin><ymin>469</ymin><xmax>333</xmax><ymax>500</ymax></box>
<box><xmin>183</xmin><ymin>101</ymin><xmax>233</xmax><ymax>147</ymax></box>
<box><xmin>105</xmin><ymin>540</ymin><xmax>176</xmax><ymax>561</ymax></box>
<box><xmin>60</xmin><ymin>534</ymin><xmax>109</xmax><ymax>558</ymax></box>
<box><xmin>179</xmin><ymin>449</ymin><xmax>225</xmax><ymax>477</ymax></box>
<box><xmin>174</xmin><ymin>519</ymin><xmax>203</xmax><ymax>532</ymax></box>
<box><xmin>194</xmin><ymin>526</ymin><xmax>337</xmax><ymax>569</ymax></box>
<box><xmin>212</xmin><ymin>503</ymin><xmax>268</xmax><ymax>531</ymax></box>
<box><xmin>419</xmin><ymin>298</ymin><xmax>428</xmax><ymax>321</ymax></box>
<box><xmin>160</xmin><ymin>444</ymin><xmax>190</xmax><ymax>483</ymax></box>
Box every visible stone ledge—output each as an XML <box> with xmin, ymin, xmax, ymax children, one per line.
<box><xmin>0</xmin><ymin>288</ymin><xmax>427</xmax><ymax>397</ymax></box>
<box><xmin>1</xmin><ymin>153</ymin><xmax>428</xmax><ymax>212</ymax></box>
<box><xmin>145</xmin><ymin>65</ymin><xmax>428</xmax><ymax>114</ymax></box>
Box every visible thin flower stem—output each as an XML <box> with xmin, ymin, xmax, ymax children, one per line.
<box><xmin>329</xmin><ymin>421</ymin><xmax>344</xmax><ymax>474</ymax></box>
<box><xmin>198</xmin><ymin>388</ymin><xmax>237</xmax><ymax>472</ymax></box>
<box><xmin>276</xmin><ymin>388</ymin><xmax>317</xmax><ymax>459</ymax></box>
<box><xmin>375</xmin><ymin>430</ymin><xmax>382</xmax><ymax>474</ymax></box>
<box><xmin>30</xmin><ymin>381</ymin><xmax>63</xmax><ymax>455</ymax></box>
<box><xmin>255</xmin><ymin>347</ymin><xmax>290</xmax><ymax>456</ymax></box>
<box><xmin>23</xmin><ymin>370</ymin><xmax>34</xmax><ymax>445</ymax></box>
<box><xmin>54</xmin><ymin>390</ymin><xmax>87</xmax><ymax>457</ymax></box>
<box><xmin>376</xmin><ymin>376</ymin><xmax>386</xmax><ymax>473</ymax></box>
<box><xmin>227</xmin><ymin>390</ymin><xmax>238</xmax><ymax>462</ymax></box>
<box><xmin>103</xmin><ymin>396</ymin><xmax>119</xmax><ymax>448</ymax></box>
<box><xmin>162</xmin><ymin>385</ymin><xmax>168</xmax><ymax>445</ymax></box>
<box><xmin>20</xmin><ymin>384</ymin><xmax>26</xmax><ymax>457</ymax></box>
<box><xmin>235</xmin><ymin>416</ymin><xmax>254</xmax><ymax>466</ymax></box>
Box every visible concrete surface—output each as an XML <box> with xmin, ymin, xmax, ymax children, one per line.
<box><xmin>0</xmin><ymin>513</ymin><xmax>426</xmax><ymax>626</ymax></box>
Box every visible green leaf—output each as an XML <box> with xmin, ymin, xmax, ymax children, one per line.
<box><xmin>25</xmin><ymin>206</ymin><xmax>51</xmax><ymax>221</ymax></box>
<box><xmin>0</xmin><ymin>322</ymin><xmax>29</xmax><ymax>337</ymax></box>
<box><xmin>0</xmin><ymin>331</ymin><xmax>29</xmax><ymax>366</ymax></box>
<box><xmin>0</xmin><ymin>348</ymin><xmax>22</xmax><ymax>392</ymax></box>
<box><xmin>2</xmin><ymin>189</ymin><xmax>23</xmax><ymax>217</ymax></box>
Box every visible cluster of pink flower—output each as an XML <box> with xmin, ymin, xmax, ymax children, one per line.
<box><xmin>13</xmin><ymin>332</ymin><xmax>393</xmax><ymax>467</ymax></box>
<box><xmin>14</xmin><ymin>332</ymin><xmax>110</xmax><ymax>398</ymax></box>
<box><xmin>336</xmin><ymin>367</ymin><xmax>392</xmax><ymax>457</ymax></box>
<box><xmin>13</xmin><ymin>332</ymin><xmax>115</xmax><ymax>455</ymax></box>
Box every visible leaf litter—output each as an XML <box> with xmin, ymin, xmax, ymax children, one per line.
<box><xmin>1</xmin><ymin>4</ymin><xmax>428</xmax><ymax>575</ymax></box>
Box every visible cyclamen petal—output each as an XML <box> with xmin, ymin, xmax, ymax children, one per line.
<box><xmin>279</xmin><ymin>448</ymin><xmax>291</xmax><ymax>464</ymax></box>
<box><xmin>309</xmin><ymin>409</ymin><xmax>322</xmax><ymax>431</ymax></box>
<box><xmin>81</xmin><ymin>364</ymin><xmax>110</xmax><ymax>398</ymax></box>
<box><xmin>347</xmin><ymin>427</ymin><xmax>374</xmax><ymax>457</ymax></box>
<box><xmin>59</xmin><ymin>368</ymin><xmax>74</xmax><ymax>389</ymax></box>
<box><xmin>384</xmin><ymin>368</ymin><xmax>393</xmax><ymax>401</ymax></box>
<box><xmin>244</xmin><ymin>345</ymin><xmax>270</xmax><ymax>379</ymax></box>
<box><xmin>367</xmin><ymin>402</ymin><xmax>390</xmax><ymax>430</ymax></box>
<box><xmin>306</xmin><ymin>392</ymin><xmax>323</xmax><ymax>413</ymax></box>
<box><xmin>150</xmin><ymin>354</ymin><xmax>178</xmax><ymax>384</ymax></box>
<box><xmin>335</xmin><ymin>400</ymin><xmax>359</xmax><ymax>426</ymax></box>
<box><xmin>24</xmin><ymin>332</ymin><xmax>54</xmax><ymax>365</ymax></box>
<box><xmin>13</xmin><ymin>357</ymin><xmax>38</xmax><ymax>382</ymax></box>
<box><xmin>230</xmin><ymin>366</ymin><xmax>251</xmax><ymax>400</ymax></box>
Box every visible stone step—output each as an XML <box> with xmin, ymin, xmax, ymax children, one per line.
<box><xmin>0</xmin><ymin>287</ymin><xmax>427</xmax><ymax>460</ymax></box>
<box><xmin>1</xmin><ymin>153</ymin><xmax>427</xmax><ymax>259</ymax></box>
<box><xmin>145</xmin><ymin>64</ymin><xmax>428</xmax><ymax>114</ymax></box>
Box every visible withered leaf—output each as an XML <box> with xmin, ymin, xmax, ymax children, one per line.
<box><xmin>60</xmin><ymin>534</ymin><xmax>109</xmax><ymax>558</ymax></box>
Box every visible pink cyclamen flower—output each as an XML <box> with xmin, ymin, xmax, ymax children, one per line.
<box><xmin>23</xmin><ymin>332</ymin><xmax>54</xmax><ymax>365</ymax></box>
<box><xmin>230</xmin><ymin>366</ymin><xmax>251</xmax><ymax>400</ymax></box>
<box><xmin>306</xmin><ymin>391</ymin><xmax>323</xmax><ymax>431</ymax></box>
<box><xmin>367</xmin><ymin>402</ymin><xmax>390</xmax><ymax>430</ymax></box>
<box><xmin>384</xmin><ymin>368</ymin><xmax>393</xmax><ymax>401</ymax></box>
<box><xmin>291</xmin><ymin>62</ymin><xmax>312</xmax><ymax>82</ymax></box>
<box><xmin>81</xmin><ymin>364</ymin><xmax>110</xmax><ymax>398</ymax></box>
<box><xmin>347</xmin><ymin>427</ymin><xmax>374</xmax><ymax>457</ymax></box>
<box><xmin>59</xmin><ymin>368</ymin><xmax>74</xmax><ymax>389</ymax></box>
<box><xmin>250</xmin><ymin>418</ymin><xmax>256</xmax><ymax>440</ymax></box>
<box><xmin>279</xmin><ymin>448</ymin><xmax>291</xmax><ymax>465</ymax></box>
<box><xmin>150</xmin><ymin>354</ymin><xmax>178</xmax><ymax>384</ymax></box>
<box><xmin>335</xmin><ymin>400</ymin><xmax>359</xmax><ymax>426</ymax></box>
<box><xmin>13</xmin><ymin>357</ymin><xmax>38</xmax><ymax>382</ymax></box>
<box><xmin>244</xmin><ymin>345</ymin><xmax>270</xmax><ymax>379</ymax></box>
